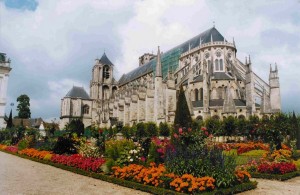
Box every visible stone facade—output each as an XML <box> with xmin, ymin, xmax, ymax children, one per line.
<box><xmin>0</xmin><ymin>53</ymin><xmax>12</xmax><ymax>129</ymax></box>
<box><xmin>60</xmin><ymin>27</ymin><xmax>281</xmax><ymax>128</ymax></box>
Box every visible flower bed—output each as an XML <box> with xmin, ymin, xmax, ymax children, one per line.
<box><xmin>19</xmin><ymin>148</ymin><xmax>52</xmax><ymax>159</ymax></box>
<box><xmin>0</xmin><ymin>144</ymin><xmax>257</xmax><ymax>194</ymax></box>
<box><xmin>257</xmin><ymin>162</ymin><xmax>296</xmax><ymax>174</ymax></box>
<box><xmin>0</xmin><ymin>144</ymin><xmax>18</xmax><ymax>153</ymax></box>
<box><xmin>51</xmin><ymin>154</ymin><xmax>105</xmax><ymax>172</ymax></box>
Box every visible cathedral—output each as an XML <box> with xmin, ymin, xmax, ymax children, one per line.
<box><xmin>60</xmin><ymin>27</ymin><xmax>281</xmax><ymax>129</ymax></box>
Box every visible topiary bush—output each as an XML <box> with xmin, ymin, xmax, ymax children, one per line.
<box><xmin>136</xmin><ymin>122</ymin><xmax>146</xmax><ymax>139</ymax></box>
<box><xmin>159</xmin><ymin>122</ymin><xmax>170</xmax><ymax>137</ymax></box>
<box><xmin>146</xmin><ymin>122</ymin><xmax>158</xmax><ymax>137</ymax></box>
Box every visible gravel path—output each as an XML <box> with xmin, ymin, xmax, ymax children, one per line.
<box><xmin>239</xmin><ymin>177</ymin><xmax>300</xmax><ymax>195</ymax></box>
<box><xmin>1</xmin><ymin>151</ymin><xmax>300</xmax><ymax>195</ymax></box>
<box><xmin>0</xmin><ymin>151</ymin><xmax>149</xmax><ymax>195</ymax></box>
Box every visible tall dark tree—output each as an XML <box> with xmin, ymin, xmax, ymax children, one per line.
<box><xmin>67</xmin><ymin>119</ymin><xmax>84</xmax><ymax>136</ymax></box>
<box><xmin>174</xmin><ymin>85</ymin><xmax>192</xmax><ymax>128</ymax></box>
<box><xmin>6</xmin><ymin>109</ymin><xmax>13</xmax><ymax>129</ymax></box>
<box><xmin>17</xmin><ymin>94</ymin><xmax>31</xmax><ymax>119</ymax></box>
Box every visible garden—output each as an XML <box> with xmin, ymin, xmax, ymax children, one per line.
<box><xmin>1</xmin><ymin>90</ymin><xmax>300</xmax><ymax>194</ymax></box>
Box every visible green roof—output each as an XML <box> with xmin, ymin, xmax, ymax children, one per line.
<box><xmin>118</xmin><ymin>27</ymin><xmax>226</xmax><ymax>86</ymax></box>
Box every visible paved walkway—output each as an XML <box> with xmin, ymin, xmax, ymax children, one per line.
<box><xmin>1</xmin><ymin>151</ymin><xmax>300</xmax><ymax>195</ymax></box>
<box><xmin>0</xmin><ymin>151</ymin><xmax>149</xmax><ymax>195</ymax></box>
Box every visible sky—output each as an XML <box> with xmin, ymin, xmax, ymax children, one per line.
<box><xmin>0</xmin><ymin>0</ymin><xmax>300</xmax><ymax>121</ymax></box>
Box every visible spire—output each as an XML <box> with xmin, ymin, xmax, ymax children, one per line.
<box><xmin>211</xmin><ymin>33</ymin><xmax>213</xmax><ymax>43</ymax></box>
<box><xmin>233</xmin><ymin>37</ymin><xmax>236</xmax><ymax>46</ymax></box>
<box><xmin>188</xmin><ymin>42</ymin><xmax>191</xmax><ymax>51</ymax></box>
<box><xmin>248</xmin><ymin>55</ymin><xmax>251</xmax><ymax>64</ymax></box>
<box><xmin>245</xmin><ymin>56</ymin><xmax>248</xmax><ymax>65</ymax></box>
<box><xmin>223</xmin><ymin>85</ymin><xmax>236</xmax><ymax>113</ymax></box>
<box><xmin>199</xmin><ymin>37</ymin><xmax>202</xmax><ymax>46</ymax></box>
<box><xmin>275</xmin><ymin>62</ymin><xmax>278</xmax><ymax>71</ymax></box>
<box><xmin>156</xmin><ymin>46</ymin><xmax>162</xmax><ymax>77</ymax></box>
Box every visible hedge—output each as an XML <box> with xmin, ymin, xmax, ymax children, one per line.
<box><xmin>250</xmin><ymin>171</ymin><xmax>300</xmax><ymax>181</ymax></box>
<box><xmin>0</xmin><ymin>150</ymin><xmax>257</xmax><ymax>194</ymax></box>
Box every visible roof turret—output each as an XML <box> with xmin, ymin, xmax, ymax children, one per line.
<box><xmin>99</xmin><ymin>52</ymin><xmax>113</xmax><ymax>66</ymax></box>
<box><xmin>65</xmin><ymin>86</ymin><xmax>90</xmax><ymax>99</ymax></box>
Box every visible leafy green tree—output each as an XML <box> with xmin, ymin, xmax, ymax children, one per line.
<box><xmin>17</xmin><ymin>94</ymin><xmax>31</xmax><ymax>119</ymax></box>
<box><xmin>174</xmin><ymin>85</ymin><xmax>192</xmax><ymax>128</ymax></box>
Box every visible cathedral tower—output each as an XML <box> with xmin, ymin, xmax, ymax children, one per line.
<box><xmin>269</xmin><ymin>64</ymin><xmax>281</xmax><ymax>112</ymax></box>
<box><xmin>90</xmin><ymin>53</ymin><xmax>117</xmax><ymax>126</ymax></box>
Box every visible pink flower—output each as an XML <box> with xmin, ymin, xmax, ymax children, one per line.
<box><xmin>205</xmin><ymin>131</ymin><xmax>209</xmax><ymax>136</ymax></box>
<box><xmin>188</xmin><ymin>128</ymin><xmax>192</xmax><ymax>132</ymax></box>
<box><xmin>173</xmin><ymin>133</ymin><xmax>179</xmax><ymax>139</ymax></box>
<box><xmin>140</xmin><ymin>156</ymin><xmax>146</xmax><ymax>162</ymax></box>
<box><xmin>209</xmin><ymin>134</ymin><xmax>213</xmax><ymax>138</ymax></box>
<box><xmin>157</xmin><ymin>148</ymin><xmax>164</xmax><ymax>154</ymax></box>
<box><xmin>178</xmin><ymin>128</ymin><xmax>183</xmax><ymax>134</ymax></box>
<box><xmin>201</xmin><ymin>127</ymin><xmax>207</xmax><ymax>131</ymax></box>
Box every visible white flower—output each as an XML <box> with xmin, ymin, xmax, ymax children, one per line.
<box><xmin>130</xmin><ymin>158</ymin><xmax>133</xmax><ymax>162</ymax></box>
<box><xmin>133</xmin><ymin>149</ymin><xmax>137</xmax><ymax>154</ymax></box>
<box><xmin>136</xmin><ymin>156</ymin><xmax>138</xmax><ymax>158</ymax></box>
<box><xmin>128</xmin><ymin>156</ymin><xmax>130</xmax><ymax>159</ymax></box>
<box><xmin>129</xmin><ymin>150</ymin><xmax>133</xmax><ymax>154</ymax></box>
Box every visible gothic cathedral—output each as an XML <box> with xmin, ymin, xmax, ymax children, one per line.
<box><xmin>60</xmin><ymin>27</ymin><xmax>281</xmax><ymax>129</ymax></box>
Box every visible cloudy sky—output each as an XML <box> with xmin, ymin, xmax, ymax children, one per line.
<box><xmin>1</xmin><ymin>0</ymin><xmax>300</xmax><ymax>121</ymax></box>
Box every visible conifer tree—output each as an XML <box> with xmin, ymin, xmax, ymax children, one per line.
<box><xmin>6</xmin><ymin>109</ymin><xmax>13</xmax><ymax>129</ymax></box>
<box><xmin>174</xmin><ymin>85</ymin><xmax>192</xmax><ymax>128</ymax></box>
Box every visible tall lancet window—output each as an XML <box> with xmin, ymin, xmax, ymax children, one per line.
<box><xmin>215</xmin><ymin>59</ymin><xmax>219</xmax><ymax>71</ymax></box>
<box><xmin>220</xmin><ymin>59</ymin><xmax>223</xmax><ymax>71</ymax></box>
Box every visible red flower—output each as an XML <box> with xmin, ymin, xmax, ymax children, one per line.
<box><xmin>188</xmin><ymin>128</ymin><xmax>192</xmax><ymax>132</ymax></box>
<box><xmin>98</xmin><ymin>129</ymin><xmax>103</xmax><ymax>133</ymax></box>
<box><xmin>201</xmin><ymin>127</ymin><xmax>207</xmax><ymax>131</ymax></box>
<box><xmin>173</xmin><ymin>133</ymin><xmax>179</xmax><ymax>139</ymax></box>
<box><xmin>204</xmin><ymin>131</ymin><xmax>209</xmax><ymax>136</ymax></box>
<box><xmin>178</xmin><ymin>128</ymin><xmax>183</xmax><ymax>134</ymax></box>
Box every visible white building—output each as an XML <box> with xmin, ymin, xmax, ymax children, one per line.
<box><xmin>0</xmin><ymin>53</ymin><xmax>12</xmax><ymax>129</ymax></box>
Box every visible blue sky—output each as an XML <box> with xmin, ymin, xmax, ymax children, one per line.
<box><xmin>0</xmin><ymin>0</ymin><xmax>299</xmax><ymax>121</ymax></box>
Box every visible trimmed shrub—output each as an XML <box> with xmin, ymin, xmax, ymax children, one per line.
<box><xmin>146</xmin><ymin>122</ymin><xmax>158</xmax><ymax>137</ymax></box>
<box><xmin>159</xmin><ymin>122</ymin><xmax>170</xmax><ymax>137</ymax></box>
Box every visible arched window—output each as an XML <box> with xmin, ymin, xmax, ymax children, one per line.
<box><xmin>83</xmin><ymin>105</ymin><xmax>89</xmax><ymax>114</ymax></box>
<box><xmin>200</xmin><ymin>88</ymin><xmax>203</xmax><ymax>100</ymax></box>
<box><xmin>220</xmin><ymin>59</ymin><xmax>223</xmax><ymax>71</ymax></box>
<box><xmin>195</xmin><ymin>89</ymin><xmax>199</xmax><ymax>101</ymax></box>
<box><xmin>215</xmin><ymin>59</ymin><xmax>219</xmax><ymax>71</ymax></box>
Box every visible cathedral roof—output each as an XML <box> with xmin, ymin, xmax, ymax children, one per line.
<box><xmin>65</xmin><ymin>86</ymin><xmax>90</xmax><ymax>99</ymax></box>
<box><xmin>99</xmin><ymin>52</ymin><xmax>114</xmax><ymax>66</ymax></box>
<box><xmin>118</xmin><ymin>27</ymin><xmax>226</xmax><ymax>86</ymax></box>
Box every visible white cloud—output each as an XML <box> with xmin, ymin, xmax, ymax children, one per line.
<box><xmin>1</xmin><ymin>0</ymin><xmax>300</xmax><ymax>118</ymax></box>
